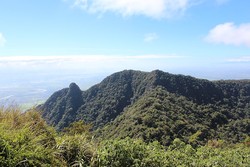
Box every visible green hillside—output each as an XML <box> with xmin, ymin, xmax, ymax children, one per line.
<box><xmin>38</xmin><ymin>70</ymin><xmax>250</xmax><ymax>145</ymax></box>
<box><xmin>98</xmin><ymin>86</ymin><xmax>250</xmax><ymax>146</ymax></box>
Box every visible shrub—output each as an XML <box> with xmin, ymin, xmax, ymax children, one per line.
<box><xmin>56</xmin><ymin>134</ymin><xmax>95</xmax><ymax>166</ymax></box>
<box><xmin>0</xmin><ymin>107</ymin><xmax>61</xmax><ymax>166</ymax></box>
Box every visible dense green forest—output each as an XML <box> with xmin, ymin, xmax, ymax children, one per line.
<box><xmin>0</xmin><ymin>108</ymin><xmax>249</xmax><ymax>166</ymax></box>
<box><xmin>98</xmin><ymin>86</ymin><xmax>250</xmax><ymax>146</ymax></box>
<box><xmin>39</xmin><ymin>70</ymin><xmax>250</xmax><ymax>146</ymax></box>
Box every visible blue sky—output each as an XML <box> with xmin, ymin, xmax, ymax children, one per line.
<box><xmin>0</xmin><ymin>0</ymin><xmax>250</xmax><ymax>80</ymax></box>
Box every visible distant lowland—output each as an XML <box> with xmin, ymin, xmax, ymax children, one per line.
<box><xmin>0</xmin><ymin>72</ymin><xmax>106</xmax><ymax>109</ymax></box>
<box><xmin>0</xmin><ymin>87</ymin><xmax>51</xmax><ymax>109</ymax></box>
<box><xmin>37</xmin><ymin>70</ymin><xmax>250</xmax><ymax>146</ymax></box>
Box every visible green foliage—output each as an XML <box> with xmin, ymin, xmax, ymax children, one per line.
<box><xmin>195</xmin><ymin>145</ymin><xmax>250</xmax><ymax>167</ymax></box>
<box><xmin>94</xmin><ymin>138</ymin><xmax>167</xmax><ymax>167</ymax></box>
<box><xmin>93</xmin><ymin>138</ymin><xmax>250</xmax><ymax>167</ymax></box>
<box><xmin>63</xmin><ymin>120</ymin><xmax>92</xmax><ymax>136</ymax></box>
<box><xmin>0</xmin><ymin>107</ymin><xmax>96</xmax><ymax>167</ymax></box>
<box><xmin>0</xmin><ymin>107</ymin><xmax>61</xmax><ymax>166</ymax></box>
<box><xmin>0</xmin><ymin>107</ymin><xmax>249</xmax><ymax>166</ymax></box>
<box><xmin>98</xmin><ymin>85</ymin><xmax>249</xmax><ymax>146</ymax></box>
<box><xmin>189</xmin><ymin>130</ymin><xmax>202</xmax><ymax>146</ymax></box>
<box><xmin>56</xmin><ymin>134</ymin><xmax>95</xmax><ymax>167</ymax></box>
<box><xmin>58</xmin><ymin>120</ymin><xmax>95</xmax><ymax>166</ymax></box>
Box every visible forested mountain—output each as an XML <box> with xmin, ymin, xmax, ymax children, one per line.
<box><xmin>38</xmin><ymin>70</ymin><xmax>250</xmax><ymax>145</ymax></box>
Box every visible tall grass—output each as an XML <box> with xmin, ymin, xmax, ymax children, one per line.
<box><xmin>0</xmin><ymin>107</ymin><xmax>61</xmax><ymax>166</ymax></box>
<box><xmin>0</xmin><ymin>107</ymin><xmax>96</xmax><ymax>167</ymax></box>
<box><xmin>0</xmin><ymin>106</ymin><xmax>249</xmax><ymax>167</ymax></box>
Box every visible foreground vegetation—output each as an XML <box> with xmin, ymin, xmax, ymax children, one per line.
<box><xmin>0</xmin><ymin>107</ymin><xmax>249</xmax><ymax>166</ymax></box>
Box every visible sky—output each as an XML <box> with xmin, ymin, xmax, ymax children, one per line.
<box><xmin>0</xmin><ymin>0</ymin><xmax>250</xmax><ymax>83</ymax></box>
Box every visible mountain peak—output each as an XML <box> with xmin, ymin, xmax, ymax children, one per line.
<box><xmin>67</xmin><ymin>82</ymin><xmax>82</xmax><ymax>98</ymax></box>
<box><xmin>66</xmin><ymin>82</ymin><xmax>83</xmax><ymax>109</ymax></box>
<box><xmin>69</xmin><ymin>82</ymin><xmax>80</xmax><ymax>90</ymax></box>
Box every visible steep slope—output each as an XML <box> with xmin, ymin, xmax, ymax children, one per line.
<box><xmin>39</xmin><ymin>70</ymin><xmax>150</xmax><ymax>130</ymax></box>
<box><xmin>39</xmin><ymin>83</ymin><xmax>83</xmax><ymax>129</ymax></box>
<box><xmin>98</xmin><ymin>86</ymin><xmax>205</xmax><ymax>145</ymax></box>
<box><xmin>98</xmin><ymin>86</ymin><xmax>250</xmax><ymax>146</ymax></box>
<box><xmin>75</xmin><ymin>70</ymin><xmax>149</xmax><ymax>128</ymax></box>
<box><xmin>39</xmin><ymin>70</ymin><xmax>250</xmax><ymax>136</ymax></box>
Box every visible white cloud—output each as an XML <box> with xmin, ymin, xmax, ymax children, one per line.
<box><xmin>205</xmin><ymin>22</ymin><xmax>250</xmax><ymax>47</ymax></box>
<box><xmin>71</xmin><ymin>0</ymin><xmax>199</xmax><ymax>19</ymax></box>
<box><xmin>73</xmin><ymin>0</ymin><xmax>88</xmax><ymax>9</ymax></box>
<box><xmin>0</xmin><ymin>55</ymin><xmax>182</xmax><ymax>72</ymax></box>
<box><xmin>144</xmin><ymin>33</ymin><xmax>158</xmax><ymax>42</ymax></box>
<box><xmin>0</xmin><ymin>33</ymin><xmax>6</xmax><ymax>47</ymax></box>
<box><xmin>227</xmin><ymin>56</ymin><xmax>250</xmax><ymax>62</ymax></box>
<box><xmin>0</xmin><ymin>55</ymin><xmax>180</xmax><ymax>65</ymax></box>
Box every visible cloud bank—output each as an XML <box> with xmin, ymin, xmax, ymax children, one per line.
<box><xmin>0</xmin><ymin>33</ymin><xmax>6</xmax><ymax>47</ymax></box>
<box><xmin>0</xmin><ymin>55</ymin><xmax>182</xmax><ymax>73</ymax></box>
<box><xmin>205</xmin><ymin>22</ymin><xmax>250</xmax><ymax>47</ymax></box>
<box><xmin>70</xmin><ymin>0</ymin><xmax>198</xmax><ymax>19</ymax></box>
<box><xmin>227</xmin><ymin>56</ymin><xmax>250</xmax><ymax>62</ymax></box>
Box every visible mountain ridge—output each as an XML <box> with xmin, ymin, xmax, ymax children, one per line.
<box><xmin>38</xmin><ymin>70</ymin><xmax>250</xmax><ymax>145</ymax></box>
